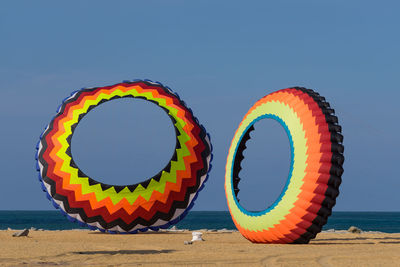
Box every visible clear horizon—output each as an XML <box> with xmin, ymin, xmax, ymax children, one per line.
<box><xmin>1</xmin><ymin>210</ymin><xmax>400</xmax><ymax>213</ymax></box>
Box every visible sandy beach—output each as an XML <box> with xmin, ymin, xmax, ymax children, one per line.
<box><xmin>1</xmin><ymin>230</ymin><xmax>399</xmax><ymax>266</ymax></box>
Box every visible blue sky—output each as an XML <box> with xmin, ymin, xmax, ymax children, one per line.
<box><xmin>0</xmin><ymin>1</ymin><xmax>399</xmax><ymax>211</ymax></box>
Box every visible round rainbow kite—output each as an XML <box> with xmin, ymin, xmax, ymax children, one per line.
<box><xmin>36</xmin><ymin>80</ymin><xmax>212</xmax><ymax>233</ymax></box>
<box><xmin>225</xmin><ymin>87</ymin><xmax>344</xmax><ymax>244</ymax></box>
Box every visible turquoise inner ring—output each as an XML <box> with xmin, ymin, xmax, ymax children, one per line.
<box><xmin>230</xmin><ymin>114</ymin><xmax>294</xmax><ymax>217</ymax></box>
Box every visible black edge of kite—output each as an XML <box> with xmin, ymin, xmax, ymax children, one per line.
<box><xmin>293</xmin><ymin>87</ymin><xmax>344</xmax><ymax>244</ymax></box>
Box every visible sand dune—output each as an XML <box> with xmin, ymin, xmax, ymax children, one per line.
<box><xmin>1</xmin><ymin>230</ymin><xmax>399</xmax><ymax>266</ymax></box>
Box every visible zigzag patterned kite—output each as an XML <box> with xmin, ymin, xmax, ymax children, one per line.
<box><xmin>36</xmin><ymin>80</ymin><xmax>212</xmax><ymax>233</ymax></box>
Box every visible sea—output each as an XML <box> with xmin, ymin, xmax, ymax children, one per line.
<box><xmin>1</xmin><ymin>211</ymin><xmax>399</xmax><ymax>233</ymax></box>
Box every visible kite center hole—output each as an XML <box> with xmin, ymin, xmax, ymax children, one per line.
<box><xmin>238</xmin><ymin>118</ymin><xmax>292</xmax><ymax>212</ymax></box>
<box><xmin>71</xmin><ymin>98</ymin><xmax>176</xmax><ymax>186</ymax></box>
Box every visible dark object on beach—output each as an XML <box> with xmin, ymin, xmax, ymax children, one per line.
<box><xmin>12</xmin><ymin>229</ymin><xmax>29</xmax><ymax>237</ymax></box>
<box><xmin>184</xmin><ymin>241</ymin><xmax>193</xmax><ymax>245</ymax></box>
<box><xmin>348</xmin><ymin>226</ymin><xmax>362</xmax><ymax>233</ymax></box>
